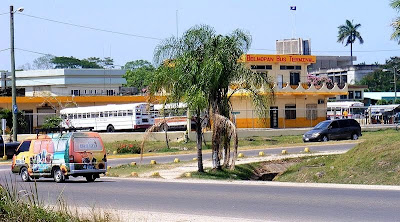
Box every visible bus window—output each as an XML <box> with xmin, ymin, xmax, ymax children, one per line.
<box><xmin>127</xmin><ymin>110</ymin><xmax>133</xmax><ymax>116</ymax></box>
<box><xmin>77</xmin><ymin>113</ymin><xmax>82</xmax><ymax>119</ymax></box>
<box><xmin>105</xmin><ymin>111</ymin><xmax>109</xmax><ymax>117</ymax></box>
<box><xmin>113</xmin><ymin>111</ymin><xmax>118</xmax><ymax>116</ymax></box>
<box><xmin>67</xmin><ymin>114</ymin><xmax>73</xmax><ymax>119</ymax></box>
<box><xmin>61</xmin><ymin>114</ymin><xmax>67</xmax><ymax>119</ymax></box>
<box><xmin>73</xmin><ymin>114</ymin><xmax>77</xmax><ymax>119</ymax></box>
<box><xmin>118</xmin><ymin>111</ymin><xmax>124</xmax><ymax>116</ymax></box>
<box><xmin>82</xmin><ymin>113</ymin><xmax>87</xmax><ymax>119</ymax></box>
<box><xmin>122</xmin><ymin>110</ymin><xmax>127</xmax><ymax>116</ymax></box>
<box><xmin>100</xmin><ymin>112</ymin><xmax>104</xmax><ymax>117</ymax></box>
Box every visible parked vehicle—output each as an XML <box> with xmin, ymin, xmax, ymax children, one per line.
<box><xmin>303</xmin><ymin>119</ymin><xmax>362</xmax><ymax>142</ymax></box>
<box><xmin>12</xmin><ymin>131</ymin><xmax>107</xmax><ymax>183</ymax></box>
<box><xmin>60</xmin><ymin>103</ymin><xmax>155</xmax><ymax>132</ymax></box>
<box><xmin>0</xmin><ymin>135</ymin><xmax>20</xmax><ymax>159</ymax></box>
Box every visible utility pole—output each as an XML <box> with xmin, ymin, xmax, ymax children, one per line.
<box><xmin>10</xmin><ymin>5</ymin><xmax>17</xmax><ymax>142</ymax></box>
<box><xmin>394</xmin><ymin>67</ymin><xmax>397</xmax><ymax>103</ymax></box>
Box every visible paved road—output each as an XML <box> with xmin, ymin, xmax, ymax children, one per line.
<box><xmin>108</xmin><ymin>142</ymin><xmax>357</xmax><ymax>166</ymax></box>
<box><xmin>0</xmin><ymin>176</ymin><xmax>399</xmax><ymax>221</ymax></box>
<box><xmin>3</xmin><ymin>141</ymin><xmax>396</xmax><ymax>221</ymax></box>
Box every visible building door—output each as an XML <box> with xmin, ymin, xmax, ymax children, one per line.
<box><xmin>278</xmin><ymin>75</ymin><xmax>283</xmax><ymax>88</ymax></box>
<box><xmin>290</xmin><ymin>72</ymin><xmax>300</xmax><ymax>86</ymax></box>
<box><xmin>22</xmin><ymin>110</ymin><xmax>33</xmax><ymax>134</ymax></box>
<box><xmin>270</xmin><ymin>106</ymin><xmax>278</xmax><ymax>128</ymax></box>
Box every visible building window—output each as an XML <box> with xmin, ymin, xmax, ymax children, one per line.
<box><xmin>71</xmin><ymin>90</ymin><xmax>80</xmax><ymax>96</ymax></box>
<box><xmin>340</xmin><ymin>95</ymin><xmax>348</xmax><ymax>100</ymax></box>
<box><xmin>306</xmin><ymin>104</ymin><xmax>317</xmax><ymax>120</ymax></box>
<box><xmin>280</xmin><ymin>65</ymin><xmax>298</xmax><ymax>70</ymax></box>
<box><xmin>251</xmin><ymin>65</ymin><xmax>272</xmax><ymax>70</ymax></box>
<box><xmin>285</xmin><ymin>104</ymin><xmax>296</xmax><ymax>119</ymax></box>
<box><xmin>355</xmin><ymin>91</ymin><xmax>362</xmax><ymax>99</ymax></box>
<box><xmin>295</xmin><ymin>66</ymin><xmax>301</xmax><ymax>70</ymax></box>
<box><xmin>348</xmin><ymin>91</ymin><xmax>354</xmax><ymax>99</ymax></box>
<box><xmin>290</xmin><ymin>72</ymin><xmax>300</xmax><ymax>85</ymax></box>
<box><xmin>341</xmin><ymin>75</ymin><xmax>347</xmax><ymax>84</ymax></box>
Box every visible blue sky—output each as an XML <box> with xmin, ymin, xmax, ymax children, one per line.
<box><xmin>0</xmin><ymin>0</ymin><xmax>398</xmax><ymax>70</ymax></box>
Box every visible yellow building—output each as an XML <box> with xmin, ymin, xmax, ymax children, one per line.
<box><xmin>231</xmin><ymin>54</ymin><xmax>347</xmax><ymax>128</ymax></box>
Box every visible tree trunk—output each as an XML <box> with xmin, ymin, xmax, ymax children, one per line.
<box><xmin>350</xmin><ymin>42</ymin><xmax>353</xmax><ymax>65</ymax></box>
<box><xmin>211</xmin><ymin>128</ymin><xmax>220</xmax><ymax>170</ymax></box>
<box><xmin>195</xmin><ymin>112</ymin><xmax>204</xmax><ymax>172</ymax></box>
<box><xmin>164</xmin><ymin>123</ymin><xmax>169</xmax><ymax>150</ymax></box>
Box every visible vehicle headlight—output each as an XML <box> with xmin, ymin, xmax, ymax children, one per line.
<box><xmin>312</xmin><ymin>133</ymin><xmax>320</xmax><ymax>138</ymax></box>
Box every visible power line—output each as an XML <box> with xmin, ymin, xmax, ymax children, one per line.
<box><xmin>250</xmin><ymin>48</ymin><xmax>400</xmax><ymax>53</ymax></box>
<box><xmin>19</xmin><ymin>13</ymin><xmax>163</xmax><ymax>41</ymax></box>
<box><xmin>0</xmin><ymin>48</ymin><xmax>10</xmax><ymax>53</ymax></box>
<box><xmin>15</xmin><ymin>48</ymin><xmax>54</xmax><ymax>56</ymax></box>
<box><xmin>0</xmin><ymin>12</ymin><xmax>8</xmax><ymax>16</ymax></box>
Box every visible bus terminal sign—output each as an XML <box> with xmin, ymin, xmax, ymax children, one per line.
<box><xmin>239</xmin><ymin>54</ymin><xmax>316</xmax><ymax>64</ymax></box>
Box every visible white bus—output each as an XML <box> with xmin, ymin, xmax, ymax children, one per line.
<box><xmin>60</xmin><ymin>103</ymin><xmax>154</xmax><ymax>132</ymax></box>
<box><xmin>327</xmin><ymin>101</ymin><xmax>365</xmax><ymax>119</ymax></box>
<box><xmin>153</xmin><ymin>103</ymin><xmax>193</xmax><ymax>130</ymax></box>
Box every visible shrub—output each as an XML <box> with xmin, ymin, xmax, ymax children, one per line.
<box><xmin>116</xmin><ymin>143</ymin><xmax>140</xmax><ymax>154</ymax></box>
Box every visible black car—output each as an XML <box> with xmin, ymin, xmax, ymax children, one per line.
<box><xmin>303</xmin><ymin>119</ymin><xmax>362</xmax><ymax>142</ymax></box>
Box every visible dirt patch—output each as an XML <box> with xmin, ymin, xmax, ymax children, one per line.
<box><xmin>251</xmin><ymin>159</ymin><xmax>301</xmax><ymax>181</ymax></box>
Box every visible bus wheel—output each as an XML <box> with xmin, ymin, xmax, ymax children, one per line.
<box><xmin>106</xmin><ymin>125</ymin><xmax>115</xmax><ymax>132</ymax></box>
<box><xmin>85</xmin><ymin>174</ymin><xmax>96</xmax><ymax>182</ymax></box>
<box><xmin>20</xmin><ymin>167</ymin><xmax>31</xmax><ymax>182</ymax></box>
<box><xmin>53</xmin><ymin>168</ymin><xmax>65</xmax><ymax>183</ymax></box>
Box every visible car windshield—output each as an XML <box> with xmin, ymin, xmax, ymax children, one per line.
<box><xmin>313</xmin><ymin>121</ymin><xmax>331</xmax><ymax>129</ymax></box>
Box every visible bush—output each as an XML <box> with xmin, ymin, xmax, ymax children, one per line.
<box><xmin>116</xmin><ymin>143</ymin><xmax>141</xmax><ymax>154</ymax></box>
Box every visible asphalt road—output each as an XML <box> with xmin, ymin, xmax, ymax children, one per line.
<box><xmin>107</xmin><ymin>142</ymin><xmax>357</xmax><ymax>166</ymax></box>
<box><xmin>1</xmin><ymin>175</ymin><xmax>399</xmax><ymax>221</ymax></box>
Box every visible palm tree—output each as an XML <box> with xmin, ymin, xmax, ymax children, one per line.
<box><xmin>390</xmin><ymin>0</ymin><xmax>400</xmax><ymax>43</ymax></box>
<box><xmin>337</xmin><ymin>20</ymin><xmax>364</xmax><ymax>64</ymax></box>
<box><xmin>151</xmin><ymin>25</ymin><xmax>274</xmax><ymax>171</ymax></box>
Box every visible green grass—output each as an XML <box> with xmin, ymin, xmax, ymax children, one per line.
<box><xmin>107</xmin><ymin>160</ymin><xmax>191</xmax><ymax>177</ymax></box>
<box><xmin>189</xmin><ymin>162</ymin><xmax>266</xmax><ymax>180</ymax></box>
<box><xmin>104</xmin><ymin>135</ymin><xmax>303</xmax><ymax>156</ymax></box>
<box><xmin>0</xmin><ymin>176</ymin><xmax>117</xmax><ymax>221</ymax></box>
<box><xmin>275</xmin><ymin>129</ymin><xmax>400</xmax><ymax>185</ymax></box>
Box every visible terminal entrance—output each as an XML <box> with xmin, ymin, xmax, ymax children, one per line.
<box><xmin>270</xmin><ymin>106</ymin><xmax>278</xmax><ymax>128</ymax></box>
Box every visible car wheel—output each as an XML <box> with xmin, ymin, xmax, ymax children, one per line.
<box><xmin>106</xmin><ymin>125</ymin><xmax>115</xmax><ymax>132</ymax></box>
<box><xmin>322</xmin><ymin>135</ymin><xmax>329</xmax><ymax>142</ymax></box>
<box><xmin>20</xmin><ymin>167</ymin><xmax>31</xmax><ymax>182</ymax></box>
<box><xmin>53</xmin><ymin>168</ymin><xmax>65</xmax><ymax>183</ymax></box>
<box><xmin>352</xmin><ymin>133</ymin><xmax>359</xmax><ymax>140</ymax></box>
<box><xmin>85</xmin><ymin>174</ymin><xmax>96</xmax><ymax>182</ymax></box>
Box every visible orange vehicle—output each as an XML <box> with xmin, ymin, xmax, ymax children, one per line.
<box><xmin>12</xmin><ymin>131</ymin><xmax>107</xmax><ymax>183</ymax></box>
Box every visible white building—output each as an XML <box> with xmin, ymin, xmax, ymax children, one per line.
<box><xmin>15</xmin><ymin>69</ymin><xmax>127</xmax><ymax>96</ymax></box>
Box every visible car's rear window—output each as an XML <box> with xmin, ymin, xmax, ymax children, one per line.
<box><xmin>73</xmin><ymin>137</ymin><xmax>103</xmax><ymax>151</ymax></box>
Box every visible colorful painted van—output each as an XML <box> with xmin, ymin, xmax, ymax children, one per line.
<box><xmin>12</xmin><ymin>132</ymin><xmax>107</xmax><ymax>183</ymax></box>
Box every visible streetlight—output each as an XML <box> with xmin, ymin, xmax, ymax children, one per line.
<box><xmin>383</xmin><ymin>67</ymin><xmax>398</xmax><ymax>104</ymax></box>
<box><xmin>10</xmin><ymin>5</ymin><xmax>24</xmax><ymax>142</ymax></box>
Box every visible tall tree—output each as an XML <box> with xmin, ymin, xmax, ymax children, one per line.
<box><xmin>337</xmin><ymin>20</ymin><xmax>364</xmax><ymax>63</ymax></box>
<box><xmin>152</xmin><ymin>25</ymin><xmax>273</xmax><ymax>171</ymax></box>
<box><xmin>357</xmin><ymin>57</ymin><xmax>400</xmax><ymax>92</ymax></box>
<box><xmin>391</xmin><ymin>0</ymin><xmax>400</xmax><ymax>43</ymax></box>
<box><xmin>33</xmin><ymin>54</ymin><xmax>55</xmax><ymax>69</ymax></box>
<box><xmin>123</xmin><ymin>60</ymin><xmax>155</xmax><ymax>90</ymax></box>
<box><xmin>50</xmin><ymin>56</ymin><xmax>112</xmax><ymax>69</ymax></box>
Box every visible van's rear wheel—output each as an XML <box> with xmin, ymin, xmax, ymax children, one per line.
<box><xmin>21</xmin><ymin>167</ymin><xmax>31</xmax><ymax>182</ymax></box>
<box><xmin>352</xmin><ymin>133</ymin><xmax>359</xmax><ymax>140</ymax></box>
<box><xmin>53</xmin><ymin>168</ymin><xmax>65</xmax><ymax>183</ymax></box>
<box><xmin>85</xmin><ymin>174</ymin><xmax>96</xmax><ymax>182</ymax></box>
<box><xmin>106</xmin><ymin>125</ymin><xmax>115</xmax><ymax>132</ymax></box>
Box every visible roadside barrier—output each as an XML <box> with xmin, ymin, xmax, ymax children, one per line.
<box><xmin>174</xmin><ymin>158</ymin><xmax>180</xmax><ymax>163</ymax></box>
<box><xmin>185</xmin><ymin>172</ymin><xmax>191</xmax><ymax>177</ymax></box>
<box><xmin>131</xmin><ymin>172</ymin><xmax>138</xmax><ymax>177</ymax></box>
<box><xmin>130</xmin><ymin>162</ymin><xmax>137</xmax><ymax>166</ymax></box>
<box><xmin>304</xmin><ymin>147</ymin><xmax>310</xmax><ymax>153</ymax></box>
<box><xmin>150</xmin><ymin>160</ymin><xmax>157</xmax><ymax>165</ymax></box>
<box><xmin>151</xmin><ymin>172</ymin><xmax>160</xmax><ymax>177</ymax></box>
<box><xmin>238</xmin><ymin>153</ymin><xmax>244</xmax><ymax>158</ymax></box>
<box><xmin>281</xmin><ymin>150</ymin><xmax>288</xmax><ymax>154</ymax></box>
<box><xmin>259</xmin><ymin>151</ymin><xmax>265</xmax><ymax>156</ymax></box>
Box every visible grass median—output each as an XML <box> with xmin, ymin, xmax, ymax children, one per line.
<box><xmin>185</xmin><ymin>129</ymin><xmax>400</xmax><ymax>185</ymax></box>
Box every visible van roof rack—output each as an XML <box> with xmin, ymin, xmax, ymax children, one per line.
<box><xmin>35</xmin><ymin>127</ymin><xmax>94</xmax><ymax>135</ymax></box>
